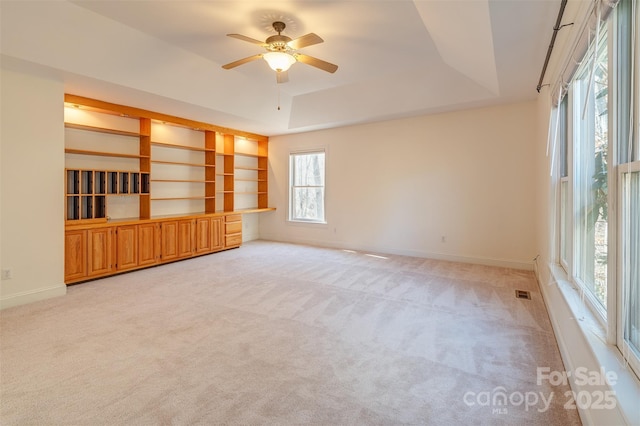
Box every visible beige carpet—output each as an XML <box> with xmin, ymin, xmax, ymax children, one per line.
<box><xmin>0</xmin><ymin>240</ymin><xmax>580</xmax><ymax>425</ymax></box>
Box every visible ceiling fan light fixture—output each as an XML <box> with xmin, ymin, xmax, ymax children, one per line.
<box><xmin>263</xmin><ymin>51</ymin><xmax>296</xmax><ymax>72</ymax></box>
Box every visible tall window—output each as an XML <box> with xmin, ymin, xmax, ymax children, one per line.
<box><xmin>289</xmin><ymin>150</ymin><xmax>326</xmax><ymax>223</ymax></box>
<box><xmin>572</xmin><ymin>23</ymin><xmax>609</xmax><ymax>313</ymax></box>
<box><xmin>556</xmin><ymin>0</ymin><xmax>640</xmax><ymax>375</ymax></box>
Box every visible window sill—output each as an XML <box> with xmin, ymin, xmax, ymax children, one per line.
<box><xmin>544</xmin><ymin>263</ymin><xmax>640</xmax><ymax>425</ymax></box>
<box><xmin>286</xmin><ymin>219</ymin><xmax>328</xmax><ymax>226</ymax></box>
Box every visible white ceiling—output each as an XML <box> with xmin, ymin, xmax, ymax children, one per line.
<box><xmin>0</xmin><ymin>0</ymin><xmax>559</xmax><ymax>137</ymax></box>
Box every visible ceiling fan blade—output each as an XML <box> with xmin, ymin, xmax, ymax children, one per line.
<box><xmin>276</xmin><ymin>71</ymin><xmax>289</xmax><ymax>84</ymax></box>
<box><xmin>295</xmin><ymin>54</ymin><xmax>338</xmax><ymax>73</ymax></box>
<box><xmin>227</xmin><ymin>33</ymin><xmax>268</xmax><ymax>47</ymax></box>
<box><xmin>287</xmin><ymin>33</ymin><xmax>323</xmax><ymax>50</ymax></box>
<box><xmin>222</xmin><ymin>54</ymin><xmax>263</xmax><ymax>70</ymax></box>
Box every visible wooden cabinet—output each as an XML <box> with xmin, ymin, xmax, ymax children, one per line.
<box><xmin>161</xmin><ymin>221</ymin><xmax>179</xmax><ymax>262</ymax></box>
<box><xmin>225</xmin><ymin>214</ymin><xmax>242</xmax><ymax>248</ymax></box>
<box><xmin>116</xmin><ymin>225</ymin><xmax>138</xmax><ymax>271</ymax></box>
<box><xmin>65</xmin><ymin>212</ymin><xmax>244</xmax><ymax>284</ymax></box>
<box><xmin>177</xmin><ymin>219</ymin><xmax>195</xmax><ymax>258</ymax></box>
<box><xmin>138</xmin><ymin>222</ymin><xmax>160</xmax><ymax>266</ymax></box>
<box><xmin>65</xmin><ymin>229</ymin><xmax>87</xmax><ymax>282</ymax></box>
<box><xmin>160</xmin><ymin>220</ymin><xmax>178</xmax><ymax>262</ymax></box>
<box><xmin>197</xmin><ymin>216</ymin><xmax>225</xmax><ymax>253</ymax></box>
<box><xmin>211</xmin><ymin>216</ymin><xmax>224</xmax><ymax>252</ymax></box>
<box><xmin>195</xmin><ymin>217</ymin><xmax>212</xmax><ymax>254</ymax></box>
<box><xmin>160</xmin><ymin>219</ymin><xmax>195</xmax><ymax>259</ymax></box>
<box><xmin>87</xmin><ymin>227</ymin><xmax>113</xmax><ymax>277</ymax></box>
<box><xmin>63</xmin><ymin>95</ymin><xmax>274</xmax><ymax>284</ymax></box>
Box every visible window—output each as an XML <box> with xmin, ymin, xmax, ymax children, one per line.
<box><xmin>289</xmin><ymin>150</ymin><xmax>326</xmax><ymax>223</ymax></box>
<box><xmin>572</xmin><ymin>23</ymin><xmax>609</xmax><ymax>313</ymax></box>
<box><xmin>554</xmin><ymin>0</ymin><xmax>640</xmax><ymax>376</ymax></box>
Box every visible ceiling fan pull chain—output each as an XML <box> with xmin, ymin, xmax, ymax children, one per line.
<box><xmin>277</xmin><ymin>85</ymin><xmax>281</xmax><ymax>111</ymax></box>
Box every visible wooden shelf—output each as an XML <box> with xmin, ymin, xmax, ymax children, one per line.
<box><xmin>235</xmin><ymin>207</ymin><xmax>276</xmax><ymax>214</ymax></box>
<box><xmin>151</xmin><ymin>160</ymin><xmax>214</xmax><ymax>167</ymax></box>
<box><xmin>151</xmin><ymin>141</ymin><xmax>214</xmax><ymax>152</ymax></box>
<box><xmin>65</xmin><ymin>122</ymin><xmax>140</xmax><ymax>137</ymax></box>
<box><xmin>235</xmin><ymin>166</ymin><xmax>267</xmax><ymax>171</ymax></box>
<box><xmin>151</xmin><ymin>196</ymin><xmax>215</xmax><ymax>201</ymax></box>
<box><xmin>235</xmin><ymin>152</ymin><xmax>267</xmax><ymax>159</ymax></box>
<box><xmin>64</xmin><ymin>94</ymin><xmax>270</xmax><ymax>220</ymax></box>
<box><xmin>65</xmin><ymin>149</ymin><xmax>148</xmax><ymax>159</ymax></box>
<box><xmin>151</xmin><ymin>179</ymin><xmax>214</xmax><ymax>183</ymax></box>
<box><xmin>235</xmin><ymin>178</ymin><xmax>267</xmax><ymax>182</ymax></box>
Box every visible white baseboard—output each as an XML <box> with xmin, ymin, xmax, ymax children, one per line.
<box><xmin>0</xmin><ymin>285</ymin><xmax>67</xmax><ymax>310</ymax></box>
<box><xmin>257</xmin><ymin>234</ymin><xmax>534</xmax><ymax>271</ymax></box>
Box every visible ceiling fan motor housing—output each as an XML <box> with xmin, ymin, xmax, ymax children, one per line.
<box><xmin>266</xmin><ymin>34</ymin><xmax>292</xmax><ymax>52</ymax></box>
<box><xmin>266</xmin><ymin>22</ymin><xmax>292</xmax><ymax>52</ymax></box>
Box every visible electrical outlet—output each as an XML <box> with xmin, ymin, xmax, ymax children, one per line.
<box><xmin>1</xmin><ymin>269</ymin><xmax>12</xmax><ymax>280</ymax></box>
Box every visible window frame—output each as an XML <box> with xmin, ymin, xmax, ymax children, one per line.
<box><xmin>559</xmin><ymin>95</ymin><xmax>571</xmax><ymax>273</ymax></box>
<box><xmin>556</xmin><ymin>0</ymin><xmax>640</xmax><ymax>377</ymax></box>
<box><xmin>569</xmin><ymin>22</ymin><xmax>611</xmax><ymax>322</ymax></box>
<box><xmin>288</xmin><ymin>149</ymin><xmax>327</xmax><ymax>224</ymax></box>
<box><xmin>614</xmin><ymin>0</ymin><xmax>640</xmax><ymax>377</ymax></box>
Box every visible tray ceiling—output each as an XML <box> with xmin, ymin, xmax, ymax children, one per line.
<box><xmin>0</xmin><ymin>1</ymin><xmax>560</xmax><ymax>136</ymax></box>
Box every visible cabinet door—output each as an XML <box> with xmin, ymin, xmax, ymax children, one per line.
<box><xmin>65</xmin><ymin>229</ymin><xmax>87</xmax><ymax>282</ymax></box>
<box><xmin>161</xmin><ymin>221</ymin><xmax>179</xmax><ymax>262</ymax></box>
<box><xmin>138</xmin><ymin>222</ymin><xmax>160</xmax><ymax>266</ymax></box>
<box><xmin>177</xmin><ymin>219</ymin><xmax>195</xmax><ymax>258</ymax></box>
<box><xmin>87</xmin><ymin>227</ymin><xmax>113</xmax><ymax>277</ymax></box>
<box><xmin>211</xmin><ymin>217</ymin><xmax>224</xmax><ymax>252</ymax></box>
<box><xmin>195</xmin><ymin>217</ymin><xmax>212</xmax><ymax>254</ymax></box>
<box><xmin>116</xmin><ymin>225</ymin><xmax>138</xmax><ymax>271</ymax></box>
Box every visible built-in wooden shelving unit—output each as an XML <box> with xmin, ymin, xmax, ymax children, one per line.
<box><xmin>64</xmin><ymin>94</ymin><xmax>273</xmax><ymax>223</ymax></box>
<box><xmin>63</xmin><ymin>94</ymin><xmax>275</xmax><ymax>285</ymax></box>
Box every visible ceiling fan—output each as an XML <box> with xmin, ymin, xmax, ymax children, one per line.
<box><xmin>222</xmin><ymin>21</ymin><xmax>338</xmax><ymax>84</ymax></box>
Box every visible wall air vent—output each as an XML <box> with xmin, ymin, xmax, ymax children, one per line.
<box><xmin>515</xmin><ymin>290</ymin><xmax>532</xmax><ymax>300</ymax></box>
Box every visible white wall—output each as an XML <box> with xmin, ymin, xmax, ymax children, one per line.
<box><xmin>261</xmin><ymin>101</ymin><xmax>538</xmax><ymax>269</ymax></box>
<box><xmin>0</xmin><ymin>67</ymin><xmax>66</xmax><ymax>309</ymax></box>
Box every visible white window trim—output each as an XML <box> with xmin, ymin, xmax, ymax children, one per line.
<box><xmin>569</xmin><ymin>71</ymin><xmax>609</xmax><ymax>327</ymax></box>
<box><xmin>560</xmin><ymin>176</ymin><xmax>571</xmax><ymax>273</ymax></box>
<box><xmin>288</xmin><ymin>148</ymin><xmax>327</xmax><ymax>225</ymax></box>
